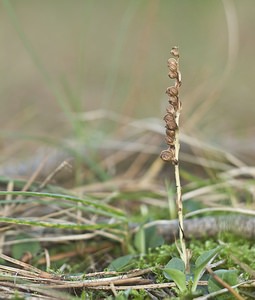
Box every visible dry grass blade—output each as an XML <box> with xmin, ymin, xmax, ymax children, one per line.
<box><xmin>0</xmin><ymin>253</ymin><xmax>213</xmax><ymax>298</ymax></box>
<box><xmin>0</xmin><ymin>252</ymin><xmax>213</xmax><ymax>298</ymax></box>
<box><xmin>0</xmin><ymin>259</ymin><xmax>163</xmax><ymax>292</ymax></box>
<box><xmin>0</xmin><ymin>253</ymin><xmax>54</xmax><ymax>279</ymax></box>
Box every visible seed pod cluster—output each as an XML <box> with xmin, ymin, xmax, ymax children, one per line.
<box><xmin>160</xmin><ymin>47</ymin><xmax>182</xmax><ymax>164</ymax></box>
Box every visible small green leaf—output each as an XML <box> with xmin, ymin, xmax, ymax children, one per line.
<box><xmin>163</xmin><ymin>268</ymin><xmax>187</xmax><ymax>292</ymax></box>
<box><xmin>192</xmin><ymin>246</ymin><xmax>222</xmax><ymax>292</ymax></box>
<box><xmin>134</xmin><ymin>226</ymin><xmax>164</xmax><ymax>254</ymax></box>
<box><xmin>108</xmin><ymin>255</ymin><xmax>134</xmax><ymax>271</ymax></box>
<box><xmin>11</xmin><ymin>233</ymin><xmax>41</xmax><ymax>260</ymax></box>
<box><xmin>208</xmin><ymin>269</ymin><xmax>238</xmax><ymax>300</ymax></box>
<box><xmin>114</xmin><ymin>288</ymin><xmax>132</xmax><ymax>300</ymax></box>
<box><xmin>165</xmin><ymin>257</ymin><xmax>185</xmax><ymax>273</ymax></box>
<box><xmin>134</xmin><ymin>226</ymin><xmax>146</xmax><ymax>254</ymax></box>
<box><xmin>164</xmin><ymin>257</ymin><xmax>187</xmax><ymax>292</ymax></box>
<box><xmin>145</xmin><ymin>226</ymin><xmax>164</xmax><ymax>249</ymax></box>
<box><xmin>195</xmin><ymin>246</ymin><xmax>222</xmax><ymax>270</ymax></box>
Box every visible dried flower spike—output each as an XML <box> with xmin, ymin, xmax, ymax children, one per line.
<box><xmin>160</xmin><ymin>48</ymin><xmax>181</xmax><ymax>164</ymax></box>
<box><xmin>160</xmin><ymin>46</ymin><xmax>189</xmax><ymax>270</ymax></box>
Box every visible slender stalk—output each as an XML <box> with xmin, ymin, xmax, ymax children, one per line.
<box><xmin>174</xmin><ymin>130</ymin><xmax>188</xmax><ymax>268</ymax></box>
<box><xmin>173</xmin><ymin>54</ymin><xmax>188</xmax><ymax>268</ymax></box>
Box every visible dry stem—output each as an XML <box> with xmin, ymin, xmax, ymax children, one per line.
<box><xmin>160</xmin><ymin>46</ymin><xmax>189</xmax><ymax>269</ymax></box>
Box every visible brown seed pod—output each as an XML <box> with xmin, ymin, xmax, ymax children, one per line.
<box><xmin>165</xmin><ymin>129</ymin><xmax>175</xmax><ymax>145</ymax></box>
<box><xmin>164</xmin><ymin>113</ymin><xmax>177</xmax><ymax>130</ymax></box>
<box><xmin>166</xmin><ymin>86</ymin><xmax>178</xmax><ymax>97</ymax></box>
<box><xmin>167</xmin><ymin>58</ymin><xmax>178</xmax><ymax>72</ymax></box>
<box><xmin>160</xmin><ymin>148</ymin><xmax>175</xmax><ymax>162</ymax></box>
<box><xmin>165</xmin><ymin>136</ymin><xmax>175</xmax><ymax>145</ymax></box>
<box><xmin>166</xmin><ymin>128</ymin><xmax>175</xmax><ymax>138</ymax></box>
<box><xmin>170</xmin><ymin>46</ymin><xmax>179</xmax><ymax>58</ymax></box>
<box><xmin>168</xmin><ymin>70</ymin><xmax>178</xmax><ymax>79</ymax></box>
<box><xmin>168</xmin><ymin>97</ymin><xmax>178</xmax><ymax>110</ymax></box>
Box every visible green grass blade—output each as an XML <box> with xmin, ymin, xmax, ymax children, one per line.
<box><xmin>0</xmin><ymin>191</ymin><xmax>126</xmax><ymax>220</ymax></box>
<box><xmin>0</xmin><ymin>216</ymin><xmax>120</xmax><ymax>230</ymax></box>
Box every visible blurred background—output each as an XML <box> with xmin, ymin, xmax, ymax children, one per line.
<box><xmin>0</xmin><ymin>0</ymin><xmax>254</xmax><ymax>164</ymax></box>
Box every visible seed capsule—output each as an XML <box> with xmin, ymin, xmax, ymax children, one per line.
<box><xmin>165</xmin><ymin>131</ymin><xmax>175</xmax><ymax>145</ymax></box>
<box><xmin>166</xmin><ymin>86</ymin><xmax>178</xmax><ymax>97</ymax></box>
<box><xmin>164</xmin><ymin>113</ymin><xmax>177</xmax><ymax>130</ymax></box>
<box><xmin>166</xmin><ymin>128</ymin><xmax>175</xmax><ymax>138</ymax></box>
<box><xmin>165</xmin><ymin>136</ymin><xmax>175</xmax><ymax>145</ymax></box>
<box><xmin>167</xmin><ymin>58</ymin><xmax>178</xmax><ymax>72</ymax></box>
<box><xmin>170</xmin><ymin>47</ymin><xmax>179</xmax><ymax>58</ymax></box>
<box><xmin>168</xmin><ymin>97</ymin><xmax>178</xmax><ymax>111</ymax></box>
<box><xmin>160</xmin><ymin>148</ymin><xmax>175</xmax><ymax>162</ymax></box>
<box><xmin>168</xmin><ymin>70</ymin><xmax>178</xmax><ymax>79</ymax></box>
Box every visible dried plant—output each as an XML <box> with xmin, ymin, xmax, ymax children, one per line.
<box><xmin>160</xmin><ymin>47</ymin><xmax>190</xmax><ymax>269</ymax></box>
